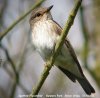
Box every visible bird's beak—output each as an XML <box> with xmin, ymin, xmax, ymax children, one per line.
<box><xmin>46</xmin><ymin>5</ymin><xmax>53</xmax><ymax>12</ymax></box>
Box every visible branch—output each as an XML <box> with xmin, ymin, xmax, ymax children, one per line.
<box><xmin>0</xmin><ymin>31</ymin><xmax>31</xmax><ymax>98</ymax></box>
<box><xmin>0</xmin><ymin>42</ymin><xmax>30</xmax><ymax>98</ymax></box>
<box><xmin>0</xmin><ymin>0</ymin><xmax>46</xmax><ymax>41</ymax></box>
<box><xmin>29</xmin><ymin>0</ymin><xmax>82</xmax><ymax>98</ymax></box>
<box><xmin>80</xmin><ymin>6</ymin><xmax>89</xmax><ymax>69</ymax></box>
<box><xmin>0</xmin><ymin>44</ymin><xmax>18</xmax><ymax>98</ymax></box>
<box><xmin>10</xmin><ymin>33</ymin><xmax>30</xmax><ymax>98</ymax></box>
<box><xmin>0</xmin><ymin>44</ymin><xmax>17</xmax><ymax>77</ymax></box>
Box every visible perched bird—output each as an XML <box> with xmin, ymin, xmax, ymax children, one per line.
<box><xmin>29</xmin><ymin>5</ymin><xmax>95</xmax><ymax>95</ymax></box>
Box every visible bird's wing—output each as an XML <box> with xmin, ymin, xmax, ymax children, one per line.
<box><xmin>52</xmin><ymin>20</ymin><xmax>84</xmax><ymax>77</ymax></box>
<box><xmin>52</xmin><ymin>20</ymin><xmax>95</xmax><ymax>95</ymax></box>
<box><xmin>65</xmin><ymin>39</ymin><xmax>84</xmax><ymax>76</ymax></box>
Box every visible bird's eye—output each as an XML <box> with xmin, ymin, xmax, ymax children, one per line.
<box><xmin>30</xmin><ymin>13</ymin><xmax>41</xmax><ymax>21</ymax></box>
<box><xmin>35</xmin><ymin>13</ymin><xmax>41</xmax><ymax>17</ymax></box>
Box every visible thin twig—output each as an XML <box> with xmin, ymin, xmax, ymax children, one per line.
<box><xmin>10</xmin><ymin>31</ymin><xmax>31</xmax><ymax>98</ymax></box>
<box><xmin>80</xmin><ymin>6</ymin><xmax>89</xmax><ymax>69</ymax></box>
<box><xmin>0</xmin><ymin>44</ymin><xmax>18</xmax><ymax>77</ymax></box>
<box><xmin>0</xmin><ymin>44</ymin><xmax>19</xmax><ymax>98</ymax></box>
<box><xmin>0</xmin><ymin>0</ymin><xmax>46</xmax><ymax>41</ymax></box>
<box><xmin>29</xmin><ymin>0</ymin><xmax>82</xmax><ymax>98</ymax></box>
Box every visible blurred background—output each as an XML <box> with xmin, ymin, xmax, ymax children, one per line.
<box><xmin>0</xmin><ymin>0</ymin><xmax>100</xmax><ymax>98</ymax></box>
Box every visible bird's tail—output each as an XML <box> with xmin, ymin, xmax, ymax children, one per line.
<box><xmin>58</xmin><ymin>66</ymin><xmax>95</xmax><ymax>95</ymax></box>
<box><xmin>77</xmin><ymin>77</ymin><xmax>95</xmax><ymax>95</ymax></box>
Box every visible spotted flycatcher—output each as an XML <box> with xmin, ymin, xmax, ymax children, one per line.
<box><xmin>29</xmin><ymin>5</ymin><xmax>95</xmax><ymax>95</ymax></box>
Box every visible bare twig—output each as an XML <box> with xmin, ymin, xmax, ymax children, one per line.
<box><xmin>0</xmin><ymin>44</ymin><xmax>19</xmax><ymax>98</ymax></box>
<box><xmin>0</xmin><ymin>44</ymin><xmax>18</xmax><ymax>77</ymax></box>
<box><xmin>80</xmin><ymin>6</ymin><xmax>89</xmax><ymax>69</ymax></box>
<box><xmin>10</xmin><ymin>32</ymin><xmax>31</xmax><ymax>98</ymax></box>
<box><xmin>0</xmin><ymin>0</ymin><xmax>46</xmax><ymax>41</ymax></box>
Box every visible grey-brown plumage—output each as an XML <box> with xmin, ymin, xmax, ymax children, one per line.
<box><xmin>29</xmin><ymin>5</ymin><xmax>95</xmax><ymax>95</ymax></box>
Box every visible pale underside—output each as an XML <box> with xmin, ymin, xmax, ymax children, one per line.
<box><xmin>31</xmin><ymin>20</ymin><xmax>83</xmax><ymax>78</ymax></box>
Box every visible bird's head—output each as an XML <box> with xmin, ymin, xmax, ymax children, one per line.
<box><xmin>29</xmin><ymin>5</ymin><xmax>53</xmax><ymax>26</ymax></box>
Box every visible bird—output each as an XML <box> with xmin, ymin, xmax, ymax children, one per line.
<box><xmin>29</xmin><ymin>5</ymin><xmax>95</xmax><ymax>95</ymax></box>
